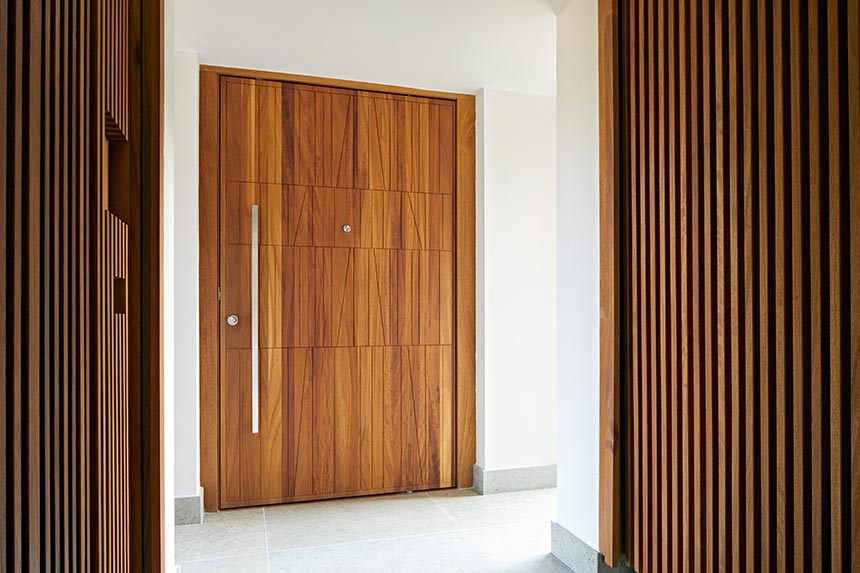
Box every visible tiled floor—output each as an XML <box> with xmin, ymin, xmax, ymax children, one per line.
<box><xmin>175</xmin><ymin>488</ymin><xmax>570</xmax><ymax>572</ymax></box>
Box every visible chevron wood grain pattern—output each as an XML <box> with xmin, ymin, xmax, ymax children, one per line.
<box><xmin>601</xmin><ymin>0</ymin><xmax>860</xmax><ymax>570</ymax></box>
<box><xmin>219</xmin><ymin>77</ymin><xmax>459</xmax><ymax>508</ymax></box>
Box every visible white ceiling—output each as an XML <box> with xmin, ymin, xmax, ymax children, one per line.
<box><xmin>175</xmin><ymin>0</ymin><xmax>558</xmax><ymax>96</ymax></box>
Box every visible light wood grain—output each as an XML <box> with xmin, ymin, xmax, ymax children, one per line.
<box><xmin>210</xmin><ymin>72</ymin><xmax>471</xmax><ymax>508</ymax></box>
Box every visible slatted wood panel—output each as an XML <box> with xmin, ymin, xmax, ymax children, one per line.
<box><xmin>1</xmin><ymin>0</ymin><xmax>96</xmax><ymax>568</ymax></box>
<box><xmin>95</xmin><ymin>209</ymin><xmax>130</xmax><ymax>570</ymax></box>
<box><xmin>1</xmin><ymin>0</ymin><xmax>161</xmax><ymax>569</ymax></box>
<box><xmin>102</xmin><ymin>0</ymin><xmax>127</xmax><ymax>140</ymax></box>
<box><xmin>218</xmin><ymin>78</ymin><xmax>458</xmax><ymax>508</ymax></box>
<box><xmin>604</xmin><ymin>0</ymin><xmax>860</xmax><ymax>570</ymax></box>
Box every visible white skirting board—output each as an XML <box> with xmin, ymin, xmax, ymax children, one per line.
<box><xmin>472</xmin><ymin>464</ymin><xmax>557</xmax><ymax>494</ymax></box>
<box><xmin>175</xmin><ymin>487</ymin><xmax>204</xmax><ymax>525</ymax></box>
<box><xmin>550</xmin><ymin>522</ymin><xmax>599</xmax><ymax>572</ymax></box>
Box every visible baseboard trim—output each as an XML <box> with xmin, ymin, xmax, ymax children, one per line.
<box><xmin>175</xmin><ymin>487</ymin><xmax>204</xmax><ymax>525</ymax></box>
<box><xmin>551</xmin><ymin>522</ymin><xmax>599</xmax><ymax>572</ymax></box>
<box><xmin>472</xmin><ymin>464</ymin><xmax>556</xmax><ymax>494</ymax></box>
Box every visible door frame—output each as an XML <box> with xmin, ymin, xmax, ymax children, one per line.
<box><xmin>197</xmin><ymin>65</ymin><xmax>477</xmax><ymax>511</ymax></box>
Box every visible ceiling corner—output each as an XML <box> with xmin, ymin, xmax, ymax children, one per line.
<box><xmin>547</xmin><ymin>0</ymin><xmax>572</xmax><ymax>15</ymax></box>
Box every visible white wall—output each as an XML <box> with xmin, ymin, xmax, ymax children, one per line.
<box><xmin>173</xmin><ymin>50</ymin><xmax>201</xmax><ymax>498</ymax></box>
<box><xmin>176</xmin><ymin>0</ymin><xmax>557</xmax><ymax>97</ymax></box>
<box><xmin>170</xmin><ymin>0</ymin><xmax>560</xmax><ymax>497</ymax></box>
<box><xmin>555</xmin><ymin>0</ymin><xmax>600</xmax><ymax>550</ymax></box>
<box><xmin>477</xmin><ymin>89</ymin><xmax>557</xmax><ymax>471</ymax></box>
<box><xmin>163</xmin><ymin>0</ymin><xmax>176</xmax><ymax>565</ymax></box>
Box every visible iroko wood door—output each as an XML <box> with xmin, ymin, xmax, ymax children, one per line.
<box><xmin>218</xmin><ymin>78</ymin><xmax>457</xmax><ymax>508</ymax></box>
<box><xmin>598</xmin><ymin>0</ymin><xmax>860</xmax><ymax>571</ymax></box>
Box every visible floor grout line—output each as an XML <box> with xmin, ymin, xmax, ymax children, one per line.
<box><xmin>427</xmin><ymin>494</ymin><xmax>461</xmax><ymax>529</ymax></box>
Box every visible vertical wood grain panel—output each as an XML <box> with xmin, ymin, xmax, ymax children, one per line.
<box><xmin>602</xmin><ymin>0</ymin><xmax>859</xmax><ymax>570</ymax></box>
<box><xmin>598</xmin><ymin>0</ymin><xmax>622</xmax><ymax>564</ymax></box>
<box><xmin>849</xmin><ymin>2</ymin><xmax>859</xmax><ymax>571</ymax></box>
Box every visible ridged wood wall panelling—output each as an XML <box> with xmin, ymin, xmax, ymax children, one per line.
<box><xmin>0</xmin><ymin>0</ymin><xmax>93</xmax><ymax>571</ymax></box>
<box><xmin>605</xmin><ymin>0</ymin><xmax>860</xmax><ymax>571</ymax></box>
<box><xmin>1</xmin><ymin>0</ymin><xmax>146</xmax><ymax>569</ymax></box>
<box><xmin>103</xmin><ymin>0</ymin><xmax>127</xmax><ymax>140</ymax></box>
<box><xmin>1</xmin><ymin>0</ymin><xmax>95</xmax><ymax>568</ymax></box>
<box><xmin>93</xmin><ymin>0</ymin><xmax>132</xmax><ymax>566</ymax></box>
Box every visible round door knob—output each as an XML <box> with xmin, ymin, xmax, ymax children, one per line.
<box><xmin>342</xmin><ymin>224</ymin><xmax>352</xmax><ymax>233</ymax></box>
<box><xmin>227</xmin><ymin>314</ymin><xmax>239</xmax><ymax>326</ymax></box>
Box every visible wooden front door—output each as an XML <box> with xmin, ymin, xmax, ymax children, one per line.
<box><xmin>218</xmin><ymin>78</ymin><xmax>457</xmax><ymax>508</ymax></box>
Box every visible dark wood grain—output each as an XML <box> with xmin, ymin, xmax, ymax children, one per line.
<box><xmin>2</xmin><ymin>0</ymin><xmax>162</xmax><ymax>568</ymax></box>
<box><xmin>602</xmin><ymin>1</ymin><xmax>858</xmax><ymax>571</ymax></box>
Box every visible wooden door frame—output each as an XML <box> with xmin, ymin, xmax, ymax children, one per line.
<box><xmin>597</xmin><ymin>0</ymin><xmax>623</xmax><ymax>568</ymax></box>
<box><xmin>197</xmin><ymin>65</ymin><xmax>476</xmax><ymax>511</ymax></box>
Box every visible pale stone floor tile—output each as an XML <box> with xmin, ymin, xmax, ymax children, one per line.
<box><xmin>264</xmin><ymin>491</ymin><xmax>458</xmax><ymax>552</ymax></box>
<box><xmin>176</xmin><ymin>488</ymin><xmax>569</xmax><ymax>572</ymax></box>
<box><xmin>175</xmin><ymin>508</ymin><xmax>267</xmax><ymax>564</ymax></box>
<box><xmin>178</xmin><ymin>554</ymin><xmax>270</xmax><ymax>573</ymax></box>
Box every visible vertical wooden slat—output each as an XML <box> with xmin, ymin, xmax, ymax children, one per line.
<box><xmin>0</xmin><ymin>0</ymin><xmax>9</xmax><ymax>564</ymax></box>
<box><xmin>689</xmin><ymin>0</ymin><xmax>705</xmax><ymax>567</ymax></box>
<box><xmin>727</xmin><ymin>0</ymin><xmax>745</xmax><ymax>567</ymax></box>
<box><xmin>657</xmin><ymin>1</ymin><xmax>670</xmax><ymax>569</ymax></box>
<box><xmin>824</xmin><ymin>3</ymin><xmax>843</xmax><ymax>571</ymax></box>
<box><xmin>848</xmin><ymin>1</ymin><xmax>860</xmax><ymax>571</ymax></box>
<box><xmin>773</xmin><ymin>0</ymin><xmax>790</xmax><ymax>569</ymax></box>
<box><xmin>598</xmin><ymin>0</ymin><xmax>622</xmax><ymax>565</ymax></box>
<box><xmin>667</xmin><ymin>0</ymin><xmax>681</xmax><ymax>568</ymax></box>
<box><xmin>806</xmin><ymin>1</ymin><xmax>825</xmax><ymax>570</ymax></box>
<box><xmin>646</xmin><ymin>0</ymin><xmax>659</xmax><ymax>568</ymax></box>
<box><xmin>678</xmin><ymin>0</ymin><xmax>692</xmax><ymax>567</ymax></box>
<box><xmin>637</xmin><ymin>0</ymin><xmax>652</xmax><ymax>566</ymax></box>
<box><xmin>714</xmin><ymin>1</ymin><xmax>731</xmax><ymax>571</ymax></box>
<box><xmin>627</xmin><ymin>0</ymin><xmax>641</xmax><ymax>567</ymax></box>
<box><xmin>757</xmin><ymin>0</ymin><xmax>774</xmax><ymax>568</ymax></box>
<box><xmin>788</xmin><ymin>0</ymin><xmax>808</xmax><ymax>569</ymax></box>
<box><xmin>702</xmin><ymin>1</ymin><xmax>718</xmax><ymax>570</ymax></box>
<box><xmin>741</xmin><ymin>0</ymin><xmax>760</xmax><ymax>569</ymax></box>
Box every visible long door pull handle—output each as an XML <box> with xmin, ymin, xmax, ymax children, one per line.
<box><xmin>251</xmin><ymin>204</ymin><xmax>260</xmax><ymax>434</ymax></box>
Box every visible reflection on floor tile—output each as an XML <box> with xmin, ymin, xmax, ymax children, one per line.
<box><xmin>175</xmin><ymin>488</ymin><xmax>568</xmax><ymax>572</ymax></box>
<box><xmin>429</xmin><ymin>487</ymin><xmax>557</xmax><ymax>528</ymax></box>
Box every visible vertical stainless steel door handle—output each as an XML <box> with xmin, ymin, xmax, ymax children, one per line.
<box><xmin>251</xmin><ymin>204</ymin><xmax>260</xmax><ymax>434</ymax></box>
